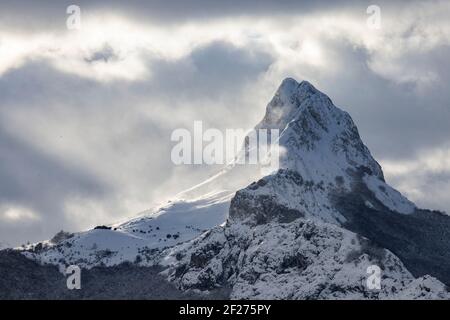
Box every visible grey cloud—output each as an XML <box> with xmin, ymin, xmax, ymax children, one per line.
<box><xmin>0</xmin><ymin>0</ymin><xmax>363</xmax><ymax>31</ymax></box>
<box><xmin>0</xmin><ymin>125</ymin><xmax>110</xmax><ymax>245</ymax></box>
<box><xmin>388</xmin><ymin>170</ymin><xmax>450</xmax><ymax>214</ymax></box>
<box><xmin>304</xmin><ymin>40</ymin><xmax>450</xmax><ymax>161</ymax></box>
<box><xmin>0</xmin><ymin>41</ymin><xmax>273</xmax><ymax>246</ymax></box>
<box><xmin>85</xmin><ymin>45</ymin><xmax>119</xmax><ymax>63</ymax></box>
<box><xmin>0</xmin><ymin>1</ymin><xmax>449</xmax><ymax>246</ymax></box>
<box><xmin>0</xmin><ymin>127</ymin><xmax>107</xmax><ymax>211</ymax></box>
<box><xmin>138</xmin><ymin>41</ymin><xmax>272</xmax><ymax>100</ymax></box>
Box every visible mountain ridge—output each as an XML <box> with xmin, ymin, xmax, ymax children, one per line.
<box><xmin>11</xmin><ymin>78</ymin><xmax>450</xmax><ymax>299</ymax></box>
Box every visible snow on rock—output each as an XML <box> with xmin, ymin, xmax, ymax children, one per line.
<box><xmin>164</xmin><ymin>219</ymin><xmax>449</xmax><ymax>299</ymax></box>
<box><xmin>363</xmin><ymin>174</ymin><xmax>415</xmax><ymax>214</ymax></box>
<box><xmin>257</xmin><ymin>78</ymin><xmax>384</xmax><ymax>186</ymax></box>
<box><xmin>158</xmin><ymin>78</ymin><xmax>446</xmax><ymax>299</ymax></box>
<box><xmin>23</xmin><ymin>190</ymin><xmax>232</xmax><ymax>269</ymax></box>
<box><xmin>229</xmin><ymin>78</ymin><xmax>416</xmax><ymax>225</ymax></box>
<box><xmin>228</xmin><ymin>169</ymin><xmax>345</xmax><ymax>225</ymax></box>
<box><xmin>20</xmin><ymin>78</ymin><xmax>433</xmax><ymax>301</ymax></box>
<box><xmin>395</xmin><ymin>275</ymin><xmax>450</xmax><ymax>299</ymax></box>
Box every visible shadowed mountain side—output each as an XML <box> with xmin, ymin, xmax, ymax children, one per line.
<box><xmin>331</xmin><ymin>170</ymin><xmax>450</xmax><ymax>286</ymax></box>
<box><xmin>9</xmin><ymin>78</ymin><xmax>449</xmax><ymax>299</ymax></box>
<box><xmin>0</xmin><ymin>250</ymin><xmax>228</xmax><ymax>299</ymax></box>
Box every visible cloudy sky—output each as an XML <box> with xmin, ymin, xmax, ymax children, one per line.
<box><xmin>1</xmin><ymin>0</ymin><xmax>449</xmax><ymax>246</ymax></box>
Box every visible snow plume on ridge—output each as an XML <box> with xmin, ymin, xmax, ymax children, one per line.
<box><xmin>19</xmin><ymin>78</ymin><xmax>450</xmax><ymax>300</ymax></box>
<box><xmin>23</xmin><ymin>77</ymin><xmax>417</xmax><ymax>266</ymax></box>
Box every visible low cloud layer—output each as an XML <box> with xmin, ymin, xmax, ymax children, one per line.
<box><xmin>0</xmin><ymin>1</ymin><xmax>449</xmax><ymax>246</ymax></box>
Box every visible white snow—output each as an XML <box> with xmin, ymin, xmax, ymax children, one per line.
<box><xmin>20</xmin><ymin>78</ymin><xmax>436</xmax><ymax>300</ymax></box>
<box><xmin>166</xmin><ymin>218</ymin><xmax>449</xmax><ymax>299</ymax></box>
<box><xmin>363</xmin><ymin>174</ymin><xmax>416</xmax><ymax>214</ymax></box>
<box><xmin>24</xmin><ymin>190</ymin><xmax>232</xmax><ymax>268</ymax></box>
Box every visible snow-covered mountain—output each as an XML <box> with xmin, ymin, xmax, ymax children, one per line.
<box><xmin>19</xmin><ymin>78</ymin><xmax>450</xmax><ymax>299</ymax></box>
<box><xmin>163</xmin><ymin>219</ymin><xmax>448</xmax><ymax>299</ymax></box>
<box><xmin>23</xmin><ymin>190</ymin><xmax>233</xmax><ymax>269</ymax></box>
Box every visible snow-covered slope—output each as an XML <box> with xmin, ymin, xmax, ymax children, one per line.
<box><xmin>211</xmin><ymin>78</ymin><xmax>415</xmax><ymax>229</ymax></box>
<box><xmin>19</xmin><ymin>77</ymin><xmax>450</xmax><ymax>299</ymax></box>
<box><xmin>24</xmin><ymin>190</ymin><xmax>232</xmax><ymax>268</ymax></box>
<box><xmin>363</xmin><ymin>174</ymin><xmax>415</xmax><ymax>214</ymax></box>
<box><xmin>163</xmin><ymin>219</ymin><xmax>448</xmax><ymax>299</ymax></box>
<box><xmin>176</xmin><ymin>78</ymin><xmax>414</xmax><ymax>223</ymax></box>
<box><xmin>258</xmin><ymin>78</ymin><xmax>384</xmax><ymax>180</ymax></box>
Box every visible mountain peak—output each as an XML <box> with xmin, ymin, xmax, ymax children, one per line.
<box><xmin>278</xmin><ymin>77</ymin><xmax>299</xmax><ymax>92</ymax></box>
<box><xmin>279</xmin><ymin>77</ymin><xmax>316</xmax><ymax>93</ymax></box>
<box><xmin>258</xmin><ymin>78</ymin><xmax>330</xmax><ymax>131</ymax></box>
<box><xmin>19</xmin><ymin>76</ymin><xmax>450</xmax><ymax>301</ymax></box>
<box><xmin>275</xmin><ymin>77</ymin><xmax>319</xmax><ymax>105</ymax></box>
<box><xmin>256</xmin><ymin>77</ymin><xmax>385</xmax><ymax>187</ymax></box>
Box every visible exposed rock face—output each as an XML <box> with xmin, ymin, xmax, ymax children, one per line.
<box><xmin>0</xmin><ymin>250</ymin><xmax>215</xmax><ymax>299</ymax></box>
<box><xmin>257</xmin><ymin>78</ymin><xmax>384</xmax><ymax>182</ymax></box>
<box><xmin>227</xmin><ymin>79</ymin><xmax>415</xmax><ymax>228</ymax></box>
<box><xmin>165</xmin><ymin>220</ymin><xmax>448</xmax><ymax>299</ymax></box>
<box><xmin>163</xmin><ymin>78</ymin><xmax>450</xmax><ymax>299</ymax></box>
<box><xmin>332</xmin><ymin>178</ymin><xmax>450</xmax><ymax>285</ymax></box>
<box><xmin>13</xmin><ymin>78</ymin><xmax>450</xmax><ymax>300</ymax></box>
<box><xmin>229</xmin><ymin>170</ymin><xmax>306</xmax><ymax>226</ymax></box>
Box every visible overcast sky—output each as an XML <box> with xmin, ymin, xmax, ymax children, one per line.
<box><xmin>1</xmin><ymin>0</ymin><xmax>449</xmax><ymax>247</ymax></box>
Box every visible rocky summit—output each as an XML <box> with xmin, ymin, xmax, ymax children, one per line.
<box><xmin>4</xmin><ymin>78</ymin><xmax>450</xmax><ymax>299</ymax></box>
